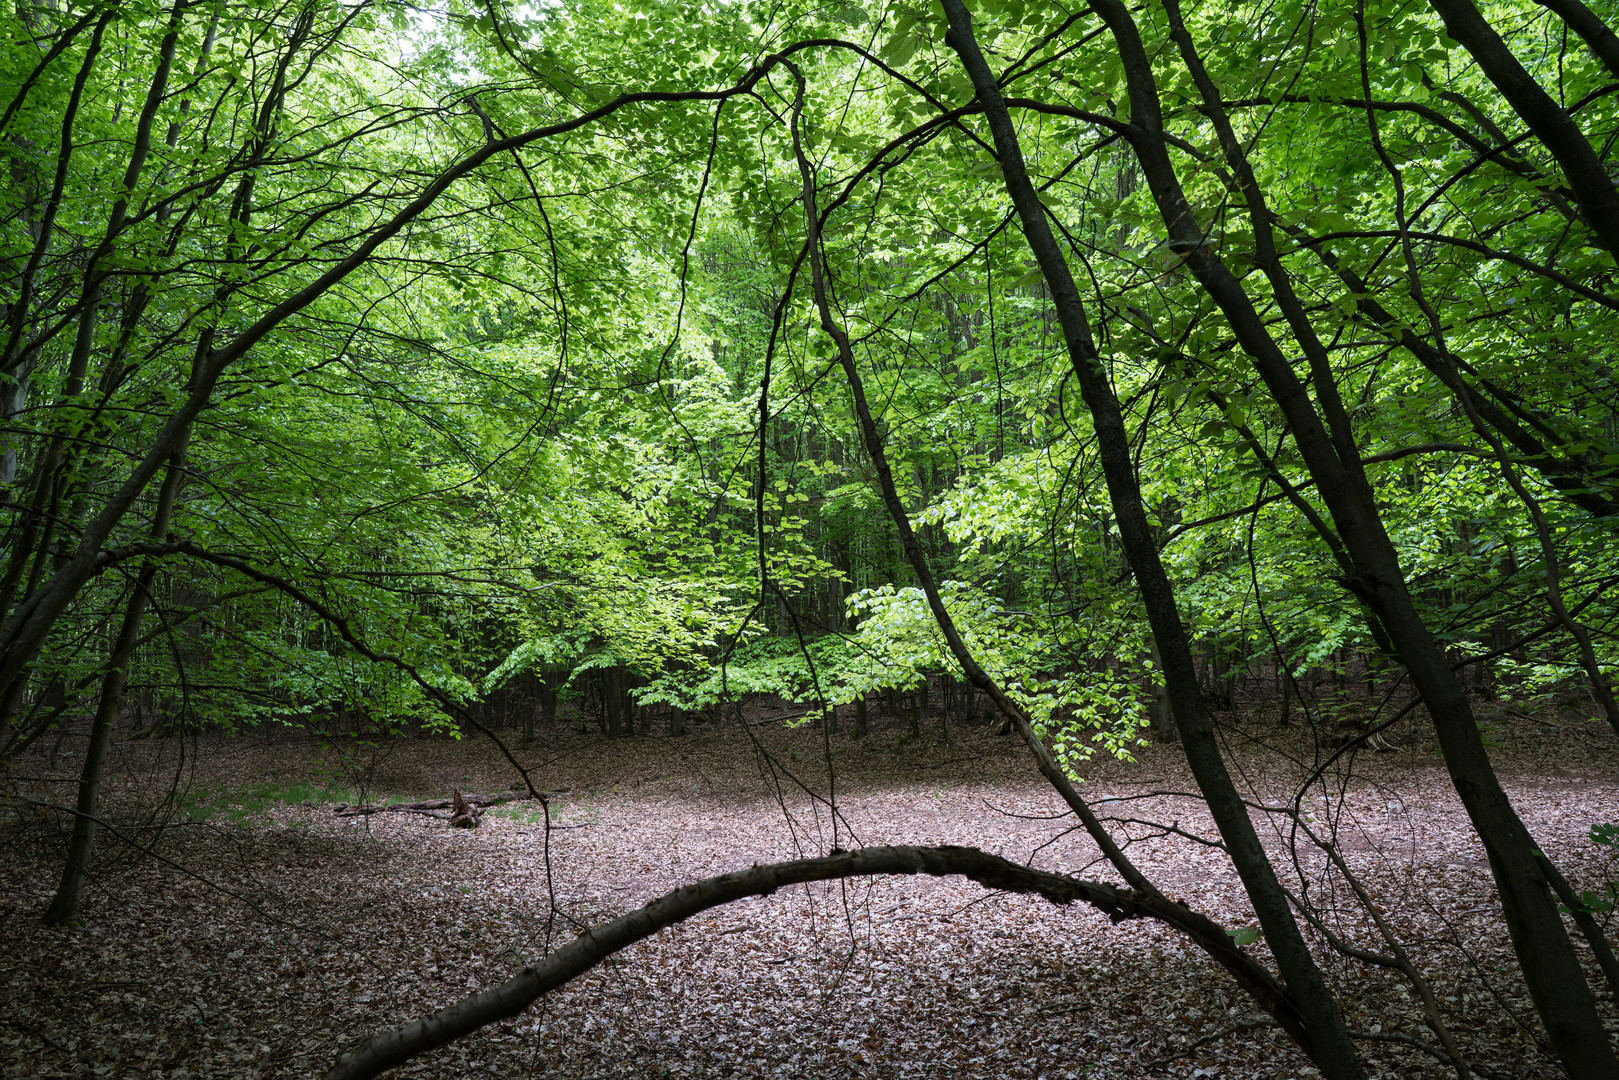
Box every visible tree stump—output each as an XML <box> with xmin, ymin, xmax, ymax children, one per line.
<box><xmin>450</xmin><ymin>789</ymin><xmax>481</xmax><ymax>828</ymax></box>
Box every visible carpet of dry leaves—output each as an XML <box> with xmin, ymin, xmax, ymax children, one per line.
<box><xmin>2</xmin><ymin>700</ymin><xmax>1617</xmax><ymax>1080</ymax></box>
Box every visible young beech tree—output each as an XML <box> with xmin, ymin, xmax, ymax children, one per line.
<box><xmin>891</xmin><ymin>0</ymin><xmax>1618</xmax><ymax>1073</ymax></box>
<box><xmin>669</xmin><ymin>0</ymin><xmax>1618</xmax><ymax>1074</ymax></box>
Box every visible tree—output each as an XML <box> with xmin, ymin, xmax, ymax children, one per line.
<box><xmin>6</xmin><ymin>0</ymin><xmax>1619</xmax><ymax>1075</ymax></box>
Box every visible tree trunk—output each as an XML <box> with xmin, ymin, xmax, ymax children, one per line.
<box><xmin>1148</xmin><ymin>639</ymin><xmax>1176</xmax><ymax>743</ymax></box>
<box><xmin>1426</xmin><ymin>0</ymin><xmax>1619</xmax><ymax>257</ymax></box>
<box><xmin>1107</xmin><ymin>0</ymin><xmax>1619</xmax><ymax>1068</ymax></box>
<box><xmin>603</xmin><ymin>670</ymin><xmax>621</xmax><ymax>738</ymax></box>
<box><xmin>45</xmin><ymin>433</ymin><xmax>187</xmax><ymax>925</ymax></box>
<box><xmin>941</xmin><ymin>6</ymin><xmax>1367</xmax><ymax>1075</ymax></box>
<box><xmin>1211</xmin><ymin>637</ymin><xmax>1234</xmax><ymax>709</ymax></box>
<box><xmin>795</xmin><ymin>32</ymin><xmax>1324</xmax><ymax>1054</ymax></box>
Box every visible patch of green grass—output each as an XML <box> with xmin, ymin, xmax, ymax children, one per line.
<box><xmin>486</xmin><ymin>803</ymin><xmax>550</xmax><ymax>825</ymax></box>
<box><xmin>486</xmin><ymin>798</ymin><xmax>601</xmax><ymax>827</ymax></box>
<box><xmin>179</xmin><ymin>779</ymin><xmax>357</xmax><ymax>824</ymax></box>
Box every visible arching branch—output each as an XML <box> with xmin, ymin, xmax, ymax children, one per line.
<box><xmin>326</xmin><ymin>844</ymin><xmax>1206</xmax><ymax>1080</ymax></box>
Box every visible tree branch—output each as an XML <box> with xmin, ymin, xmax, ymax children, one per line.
<box><xmin>327</xmin><ymin>844</ymin><xmax>1182</xmax><ymax>1080</ymax></box>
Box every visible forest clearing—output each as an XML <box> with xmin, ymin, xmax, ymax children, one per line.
<box><xmin>3</xmin><ymin>0</ymin><xmax>1619</xmax><ymax>1077</ymax></box>
<box><xmin>3</xmin><ymin>695</ymin><xmax>1618</xmax><ymax>1080</ymax></box>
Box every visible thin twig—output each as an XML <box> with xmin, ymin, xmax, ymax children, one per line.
<box><xmin>1142</xmin><ymin>1019</ymin><xmax>1282</xmax><ymax>1068</ymax></box>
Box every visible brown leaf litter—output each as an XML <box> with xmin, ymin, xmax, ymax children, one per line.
<box><xmin>1</xmin><ymin>701</ymin><xmax>1616</xmax><ymax>1079</ymax></box>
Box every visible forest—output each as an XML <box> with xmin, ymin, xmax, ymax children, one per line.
<box><xmin>1</xmin><ymin>0</ymin><xmax>1618</xmax><ymax>1076</ymax></box>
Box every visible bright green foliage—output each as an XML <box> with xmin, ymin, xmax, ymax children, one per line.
<box><xmin>2</xmin><ymin>0</ymin><xmax>1616</xmax><ymax>770</ymax></box>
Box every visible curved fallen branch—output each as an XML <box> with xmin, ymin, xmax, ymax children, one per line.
<box><xmin>325</xmin><ymin>844</ymin><xmax>1235</xmax><ymax>1080</ymax></box>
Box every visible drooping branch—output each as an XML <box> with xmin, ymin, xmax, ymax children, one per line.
<box><xmin>326</xmin><ymin>844</ymin><xmax>1188</xmax><ymax>1080</ymax></box>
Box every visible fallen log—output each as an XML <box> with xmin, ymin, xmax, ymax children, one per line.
<box><xmin>343</xmin><ymin>808</ymin><xmax>595</xmax><ymax>828</ymax></box>
<box><xmin>332</xmin><ymin>788</ymin><xmax>569</xmax><ymax>818</ymax></box>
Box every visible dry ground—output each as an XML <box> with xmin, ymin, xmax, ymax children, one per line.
<box><xmin>2</xmin><ymin>700</ymin><xmax>1618</xmax><ymax>1080</ymax></box>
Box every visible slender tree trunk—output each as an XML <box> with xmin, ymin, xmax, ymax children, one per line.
<box><xmin>1425</xmin><ymin>0</ymin><xmax>1619</xmax><ymax>256</ymax></box>
<box><xmin>1279</xmin><ymin>662</ymin><xmax>1294</xmax><ymax>728</ymax></box>
<box><xmin>1148</xmin><ymin>639</ymin><xmax>1176</xmax><ymax>743</ymax></box>
<box><xmin>1102</xmin><ymin>0</ymin><xmax>1619</xmax><ymax>1069</ymax></box>
<box><xmin>44</xmin><ymin>436</ymin><xmax>187</xmax><ymax>925</ymax></box>
<box><xmin>603</xmin><ymin>670</ymin><xmax>621</xmax><ymax>738</ymax></box>
<box><xmin>541</xmin><ymin>683</ymin><xmax>557</xmax><ymax>728</ymax></box>
<box><xmin>788</xmin><ymin>44</ymin><xmax>1319</xmax><ymax>1051</ymax></box>
<box><xmin>940</xmin><ymin>5</ymin><xmax>1366</xmax><ymax>1075</ymax></box>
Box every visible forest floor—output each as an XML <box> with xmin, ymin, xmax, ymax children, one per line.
<box><xmin>2</xmin><ymin>698</ymin><xmax>1618</xmax><ymax>1080</ymax></box>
